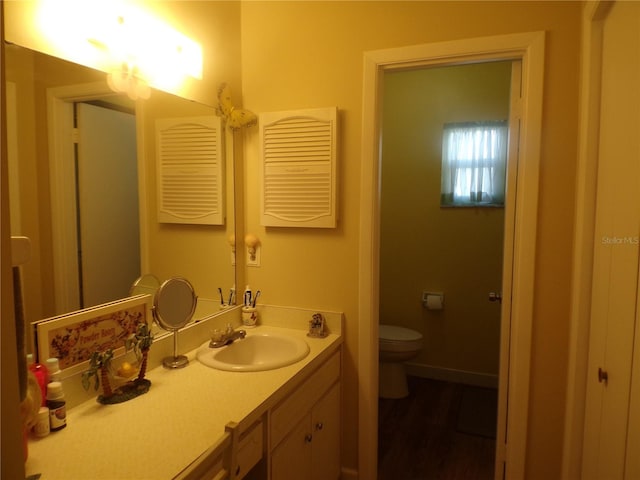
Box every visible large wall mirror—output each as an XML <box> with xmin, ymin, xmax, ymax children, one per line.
<box><xmin>5</xmin><ymin>41</ymin><xmax>238</xmax><ymax>353</ymax></box>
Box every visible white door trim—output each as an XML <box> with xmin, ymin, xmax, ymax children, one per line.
<box><xmin>561</xmin><ymin>3</ymin><xmax>610</xmax><ymax>477</ymax></box>
<box><xmin>358</xmin><ymin>31</ymin><xmax>545</xmax><ymax>480</ymax></box>
<box><xmin>47</xmin><ymin>82</ymin><xmax>147</xmax><ymax>313</ymax></box>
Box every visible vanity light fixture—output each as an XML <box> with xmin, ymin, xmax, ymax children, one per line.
<box><xmin>35</xmin><ymin>0</ymin><xmax>202</xmax><ymax>97</ymax></box>
<box><xmin>107</xmin><ymin>61</ymin><xmax>151</xmax><ymax>100</ymax></box>
<box><xmin>245</xmin><ymin>234</ymin><xmax>261</xmax><ymax>267</ymax></box>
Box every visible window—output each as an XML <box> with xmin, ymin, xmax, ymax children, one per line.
<box><xmin>440</xmin><ymin>121</ymin><xmax>508</xmax><ymax>207</ymax></box>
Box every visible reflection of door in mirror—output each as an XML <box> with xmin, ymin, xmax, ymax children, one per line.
<box><xmin>8</xmin><ymin>81</ymin><xmax>141</xmax><ymax>315</ymax></box>
<box><xmin>75</xmin><ymin>102</ymin><xmax>140</xmax><ymax>308</ymax></box>
<box><xmin>4</xmin><ymin>43</ymin><xmax>133</xmax><ymax>328</ymax></box>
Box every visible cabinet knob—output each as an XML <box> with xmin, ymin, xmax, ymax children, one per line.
<box><xmin>305</xmin><ymin>434</ymin><xmax>313</xmax><ymax>443</ymax></box>
<box><xmin>598</xmin><ymin>367</ymin><xmax>609</xmax><ymax>385</ymax></box>
<box><xmin>488</xmin><ymin>292</ymin><xmax>502</xmax><ymax>303</ymax></box>
<box><xmin>315</xmin><ymin>422</ymin><xmax>324</xmax><ymax>431</ymax></box>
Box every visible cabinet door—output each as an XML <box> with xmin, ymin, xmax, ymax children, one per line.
<box><xmin>311</xmin><ymin>382</ymin><xmax>341</xmax><ymax>480</ymax></box>
<box><xmin>271</xmin><ymin>415</ymin><xmax>312</xmax><ymax>480</ymax></box>
<box><xmin>582</xmin><ymin>2</ymin><xmax>640</xmax><ymax>478</ymax></box>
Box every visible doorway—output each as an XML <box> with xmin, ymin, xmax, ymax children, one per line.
<box><xmin>377</xmin><ymin>61</ymin><xmax>512</xmax><ymax>478</ymax></box>
<box><xmin>358</xmin><ymin>32</ymin><xmax>545</xmax><ymax>480</ymax></box>
<box><xmin>47</xmin><ymin>82</ymin><xmax>141</xmax><ymax>314</ymax></box>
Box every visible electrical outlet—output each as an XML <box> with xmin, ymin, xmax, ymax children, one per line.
<box><xmin>247</xmin><ymin>245</ymin><xmax>261</xmax><ymax>267</ymax></box>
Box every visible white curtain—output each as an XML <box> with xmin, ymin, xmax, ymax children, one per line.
<box><xmin>440</xmin><ymin>121</ymin><xmax>508</xmax><ymax>206</ymax></box>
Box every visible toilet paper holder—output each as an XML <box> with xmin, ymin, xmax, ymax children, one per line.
<box><xmin>422</xmin><ymin>291</ymin><xmax>444</xmax><ymax>310</ymax></box>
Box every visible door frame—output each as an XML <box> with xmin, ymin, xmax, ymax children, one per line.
<box><xmin>47</xmin><ymin>82</ymin><xmax>147</xmax><ymax>313</ymax></box>
<box><xmin>562</xmin><ymin>1</ymin><xmax>628</xmax><ymax>477</ymax></box>
<box><xmin>358</xmin><ymin>31</ymin><xmax>545</xmax><ymax>480</ymax></box>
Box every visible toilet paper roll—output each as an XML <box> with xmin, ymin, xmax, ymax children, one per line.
<box><xmin>425</xmin><ymin>294</ymin><xmax>443</xmax><ymax>310</ymax></box>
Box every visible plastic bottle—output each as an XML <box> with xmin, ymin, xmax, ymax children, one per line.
<box><xmin>45</xmin><ymin>358</ymin><xmax>62</xmax><ymax>383</ymax></box>
<box><xmin>26</xmin><ymin>354</ymin><xmax>48</xmax><ymax>406</ymax></box>
<box><xmin>46</xmin><ymin>382</ymin><xmax>67</xmax><ymax>431</ymax></box>
<box><xmin>32</xmin><ymin>407</ymin><xmax>50</xmax><ymax>437</ymax></box>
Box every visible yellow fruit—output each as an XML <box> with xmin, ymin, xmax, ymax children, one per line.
<box><xmin>118</xmin><ymin>362</ymin><xmax>135</xmax><ymax>378</ymax></box>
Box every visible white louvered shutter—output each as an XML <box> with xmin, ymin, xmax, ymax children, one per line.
<box><xmin>156</xmin><ymin>116</ymin><xmax>224</xmax><ymax>225</ymax></box>
<box><xmin>259</xmin><ymin>107</ymin><xmax>338</xmax><ymax>228</ymax></box>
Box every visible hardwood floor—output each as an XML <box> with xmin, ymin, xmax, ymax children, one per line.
<box><xmin>378</xmin><ymin>377</ymin><xmax>497</xmax><ymax>480</ymax></box>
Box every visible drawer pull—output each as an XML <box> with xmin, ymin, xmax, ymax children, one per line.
<box><xmin>315</xmin><ymin>422</ymin><xmax>324</xmax><ymax>431</ymax></box>
<box><xmin>305</xmin><ymin>434</ymin><xmax>313</xmax><ymax>443</ymax></box>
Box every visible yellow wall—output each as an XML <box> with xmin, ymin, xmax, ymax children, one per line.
<box><xmin>240</xmin><ymin>1</ymin><xmax>580</xmax><ymax>477</ymax></box>
<box><xmin>381</xmin><ymin>62</ymin><xmax>510</xmax><ymax>376</ymax></box>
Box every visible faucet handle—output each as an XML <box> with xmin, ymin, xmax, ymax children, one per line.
<box><xmin>225</xmin><ymin>323</ymin><xmax>234</xmax><ymax>334</ymax></box>
<box><xmin>210</xmin><ymin>328</ymin><xmax>224</xmax><ymax>343</ymax></box>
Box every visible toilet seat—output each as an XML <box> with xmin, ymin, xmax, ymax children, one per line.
<box><xmin>379</xmin><ymin>324</ymin><xmax>423</xmax><ymax>352</ymax></box>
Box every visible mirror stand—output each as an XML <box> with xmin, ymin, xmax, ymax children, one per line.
<box><xmin>152</xmin><ymin>277</ymin><xmax>197</xmax><ymax>370</ymax></box>
<box><xmin>164</xmin><ymin>330</ymin><xmax>189</xmax><ymax>369</ymax></box>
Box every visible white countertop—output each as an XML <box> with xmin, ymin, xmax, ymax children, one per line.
<box><xmin>25</xmin><ymin>324</ymin><xmax>342</xmax><ymax>480</ymax></box>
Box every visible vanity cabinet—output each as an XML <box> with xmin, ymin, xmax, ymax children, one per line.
<box><xmin>24</xmin><ymin>317</ymin><xmax>343</xmax><ymax>480</ymax></box>
<box><xmin>175</xmin><ymin>428</ymin><xmax>233</xmax><ymax>480</ymax></box>
<box><xmin>270</xmin><ymin>351</ymin><xmax>341</xmax><ymax>480</ymax></box>
<box><xmin>230</xmin><ymin>420</ymin><xmax>264</xmax><ymax>479</ymax></box>
<box><xmin>176</xmin><ymin>420</ymin><xmax>264</xmax><ymax>480</ymax></box>
<box><xmin>176</xmin><ymin>347</ymin><xmax>342</xmax><ymax>480</ymax></box>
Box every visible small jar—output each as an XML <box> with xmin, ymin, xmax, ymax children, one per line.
<box><xmin>46</xmin><ymin>382</ymin><xmax>66</xmax><ymax>431</ymax></box>
<box><xmin>32</xmin><ymin>407</ymin><xmax>50</xmax><ymax>437</ymax></box>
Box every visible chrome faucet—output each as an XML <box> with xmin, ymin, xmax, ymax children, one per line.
<box><xmin>209</xmin><ymin>324</ymin><xmax>246</xmax><ymax>348</ymax></box>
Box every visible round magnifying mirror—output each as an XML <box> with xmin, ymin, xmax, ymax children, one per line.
<box><xmin>129</xmin><ymin>274</ymin><xmax>161</xmax><ymax>297</ymax></box>
<box><xmin>153</xmin><ymin>277</ymin><xmax>197</xmax><ymax>369</ymax></box>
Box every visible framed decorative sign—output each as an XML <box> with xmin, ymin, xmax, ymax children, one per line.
<box><xmin>34</xmin><ymin>295</ymin><xmax>151</xmax><ymax>377</ymax></box>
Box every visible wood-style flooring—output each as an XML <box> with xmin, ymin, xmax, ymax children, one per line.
<box><xmin>378</xmin><ymin>376</ymin><xmax>497</xmax><ymax>480</ymax></box>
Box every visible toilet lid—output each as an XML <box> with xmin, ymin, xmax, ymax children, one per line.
<box><xmin>379</xmin><ymin>324</ymin><xmax>423</xmax><ymax>342</ymax></box>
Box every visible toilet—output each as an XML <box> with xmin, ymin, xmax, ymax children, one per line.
<box><xmin>379</xmin><ymin>324</ymin><xmax>423</xmax><ymax>399</ymax></box>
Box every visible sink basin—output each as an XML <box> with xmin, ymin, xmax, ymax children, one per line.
<box><xmin>196</xmin><ymin>331</ymin><xmax>310</xmax><ymax>372</ymax></box>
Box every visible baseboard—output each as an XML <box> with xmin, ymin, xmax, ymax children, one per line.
<box><xmin>341</xmin><ymin>466</ymin><xmax>358</xmax><ymax>480</ymax></box>
<box><xmin>405</xmin><ymin>362</ymin><xmax>498</xmax><ymax>389</ymax></box>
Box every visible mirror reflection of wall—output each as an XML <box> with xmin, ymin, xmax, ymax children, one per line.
<box><xmin>5</xmin><ymin>43</ymin><xmax>236</xmax><ymax>353</ymax></box>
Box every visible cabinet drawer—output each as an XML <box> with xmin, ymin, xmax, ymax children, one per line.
<box><xmin>235</xmin><ymin>421</ymin><xmax>263</xmax><ymax>479</ymax></box>
<box><xmin>174</xmin><ymin>430</ymin><xmax>231</xmax><ymax>480</ymax></box>
<box><xmin>271</xmin><ymin>351</ymin><xmax>340</xmax><ymax>447</ymax></box>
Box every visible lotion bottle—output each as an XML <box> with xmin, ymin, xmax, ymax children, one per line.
<box><xmin>46</xmin><ymin>381</ymin><xmax>67</xmax><ymax>431</ymax></box>
<box><xmin>45</xmin><ymin>357</ymin><xmax>62</xmax><ymax>383</ymax></box>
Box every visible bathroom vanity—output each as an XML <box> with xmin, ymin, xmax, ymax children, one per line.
<box><xmin>24</xmin><ymin>308</ymin><xmax>343</xmax><ymax>480</ymax></box>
